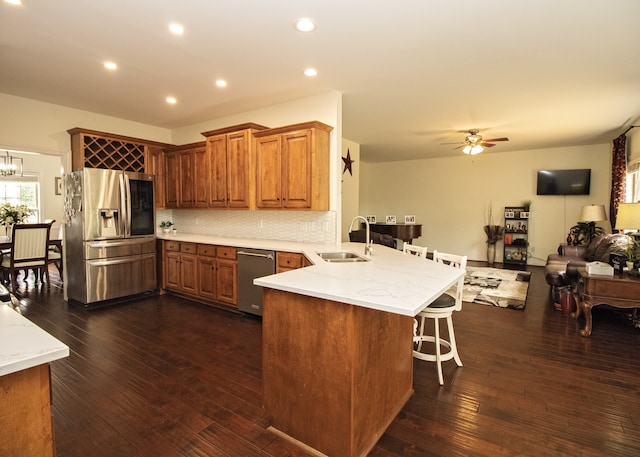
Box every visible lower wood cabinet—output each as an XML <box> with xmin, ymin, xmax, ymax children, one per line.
<box><xmin>197</xmin><ymin>244</ymin><xmax>216</xmax><ymax>300</ymax></box>
<box><xmin>276</xmin><ymin>251</ymin><xmax>312</xmax><ymax>273</ymax></box>
<box><xmin>163</xmin><ymin>241</ymin><xmax>237</xmax><ymax>307</ymax></box>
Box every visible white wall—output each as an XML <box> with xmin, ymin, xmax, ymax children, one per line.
<box><xmin>360</xmin><ymin>144</ymin><xmax>612</xmax><ymax>265</ymax></box>
<box><xmin>0</xmin><ymin>93</ymin><xmax>171</xmax><ymax>157</ymax></box>
<box><xmin>340</xmin><ymin>139</ymin><xmax>360</xmax><ymax>241</ymax></box>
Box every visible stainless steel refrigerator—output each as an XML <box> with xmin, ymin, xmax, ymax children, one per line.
<box><xmin>64</xmin><ymin>168</ymin><xmax>157</xmax><ymax>305</ymax></box>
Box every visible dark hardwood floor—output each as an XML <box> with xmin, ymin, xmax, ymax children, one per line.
<box><xmin>12</xmin><ymin>263</ymin><xmax>640</xmax><ymax>457</ymax></box>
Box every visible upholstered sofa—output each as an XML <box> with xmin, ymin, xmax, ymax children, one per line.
<box><xmin>545</xmin><ymin>233</ymin><xmax>632</xmax><ymax>301</ymax></box>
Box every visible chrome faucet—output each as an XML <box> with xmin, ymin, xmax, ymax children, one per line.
<box><xmin>348</xmin><ymin>215</ymin><xmax>373</xmax><ymax>256</ymax></box>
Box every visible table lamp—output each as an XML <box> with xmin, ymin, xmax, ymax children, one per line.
<box><xmin>579</xmin><ymin>204</ymin><xmax>607</xmax><ymax>243</ymax></box>
<box><xmin>615</xmin><ymin>202</ymin><xmax>640</xmax><ymax>236</ymax></box>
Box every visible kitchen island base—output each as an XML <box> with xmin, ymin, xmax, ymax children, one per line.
<box><xmin>0</xmin><ymin>364</ymin><xmax>55</xmax><ymax>457</ymax></box>
<box><xmin>262</xmin><ymin>288</ymin><xmax>414</xmax><ymax>457</ymax></box>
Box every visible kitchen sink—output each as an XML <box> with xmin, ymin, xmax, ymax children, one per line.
<box><xmin>316</xmin><ymin>251</ymin><xmax>370</xmax><ymax>263</ymax></box>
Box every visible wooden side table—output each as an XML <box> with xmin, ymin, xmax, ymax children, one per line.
<box><xmin>571</xmin><ymin>267</ymin><xmax>640</xmax><ymax>337</ymax></box>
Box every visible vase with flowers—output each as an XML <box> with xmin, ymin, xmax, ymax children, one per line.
<box><xmin>0</xmin><ymin>203</ymin><xmax>34</xmax><ymax>239</ymax></box>
<box><xmin>484</xmin><ymin>203</ymin><xmax>504</xmax><ymax>267</ymax></box>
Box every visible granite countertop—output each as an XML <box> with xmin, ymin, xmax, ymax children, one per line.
<box><xmin>0</xmin><ymin>305</ymin><xmax>69</xmax><ymax>377</ymax></box>
<box><xmin>157</xmin><ymin>233</ymin><xmax>463</xmax><ymax>317</ymax></box>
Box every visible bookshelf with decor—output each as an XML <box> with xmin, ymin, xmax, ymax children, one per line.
<box><xmin>503</xmin><ymin>206</ymin><xmax>529</xmax><ymax>268</ymax></box>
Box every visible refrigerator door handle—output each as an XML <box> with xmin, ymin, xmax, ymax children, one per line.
<box><xmin>121</xmin><ymin>174</ymin><xmax>131</xmax><ymax>237</ymax></box>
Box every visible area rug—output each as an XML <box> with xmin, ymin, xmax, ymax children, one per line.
<box><xmin>462</xmin><ymin>267</ymin><xmax>531</xmax><ymax>310</ymax></box>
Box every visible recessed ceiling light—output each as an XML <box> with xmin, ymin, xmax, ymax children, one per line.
<box><xmin>294</xmin><ymin>18</ymin><xmax>316</xmax><ymax>32</ymax></box>
<box><xmin>303</xmin><ymin>68</ymin><xmax>318</xmax><ymax>77</ymax></box>
<box><xmin>215</xmin><ymin>79</ymin><xmax>227</xmax><ymax>88</ymax></box>
<box><xmin>5</xmin><ymin>0</ymin><xmax>22</xmax><ymax>5</ymax></box>
<box><xmin>103</xmin><ymin>61</ymin><xmax>118</xmax><ymax>71</ymax></box>
<box><xmin>169</xmin><ymin>23</ymin><xmax>184</xmax><ymax>35</ymax></box>
<box><xmin>166</xmin><ymin>97</ymin><xmax>177</xmax><ymax>104</ymax></box>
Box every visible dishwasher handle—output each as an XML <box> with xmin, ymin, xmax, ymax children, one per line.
<box><xmin>238</xmin><ymin>250</ymin><xmax>275</xmax><ymax>260</ymax></box>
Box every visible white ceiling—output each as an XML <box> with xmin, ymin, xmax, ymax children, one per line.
<box><xmin>2</xmin><ymin>0</ymin><xmax>640</xmax><ymax>162</ymax></box>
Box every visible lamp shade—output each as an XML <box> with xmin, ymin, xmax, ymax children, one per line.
<box><xmin>615</xmin><ymin>203</ymin><xmax>640</xmax><ymax>230</ymax></box>
<box><xmin>579</xmin><ymin>204</ymin><xmax>607</xmax><ymax>222</ymax></box>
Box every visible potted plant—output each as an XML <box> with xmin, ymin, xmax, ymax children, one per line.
<box><xmin>0</xmin><ymin>203</ymin><xmax>34</xmax><ymax>238</ymax></box>
<box><xmin>568</xmin><ymin>221</ymin><xmax>605</xmax><ymax>246</ymax></box>
<box><xmin>483</xmin><ymin>203</ymin><xmax>504</xmax><ymax>267</ymax></box>
<box><xmin>625</xmin><ymin>237</ymin><xmax>640</xmax><ymax>271</ymax></box>
<box><xmin>159</xmin><ymin>220</ymin><xmax>174</xmax><ymax>233</ymax></box>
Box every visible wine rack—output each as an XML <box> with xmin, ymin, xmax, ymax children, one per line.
<box><xmin>68</xmin><ymin>128</ymin><xmax>172</xmax><ymax>172</ymax></box>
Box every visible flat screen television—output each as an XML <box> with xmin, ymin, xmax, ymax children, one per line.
<box><xmin>536</xmin><ymin>169</ymin><xmax>591</xmax><ymax>195</ymax></box>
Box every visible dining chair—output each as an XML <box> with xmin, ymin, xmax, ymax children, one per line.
<box><xmin>403</xmin><ymin>243</ymin><xmax>427</xmax><ymax>258</ymax></box>
<box><xmin>413</xmin><ymin>249</ymin><xmax>467</xmax><ymax>385</ymax></box>
<box><xmin>46</xmin><ymin>221</ymin><xmax>63</xmax><ymax>279</ymax></box>
<box><xmin>0</xmin><ymin>223</ymin><xmax>52</xmax><ymax>291</ymax></box>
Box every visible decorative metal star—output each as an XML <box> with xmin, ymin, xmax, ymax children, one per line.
<box><xmin>342</xmin><ymin>149</ymin><xmax>354</xmax><ymax>176</ymax></box>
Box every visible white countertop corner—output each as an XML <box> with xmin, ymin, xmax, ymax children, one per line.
<box><xmin>255</xmin><ymin>242</ymin><xmax>464</xmax><ymax>317</ymax></box>
<box><xmin>0</xmin><ymin>305</ymin><xmax>69</xmax><ymax>377</ymax></box>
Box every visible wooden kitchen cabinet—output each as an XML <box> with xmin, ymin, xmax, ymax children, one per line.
<box><xmin>163</xmin><ymin>241</ymin><xmax>198</xmax><ymax>295</ymax></box>
<box><xmin>216</xmin><ymin>246</ymin><xmax>238</xmax><ymax>305</ymax></box>
<box><xmin>202</xmin><ymin>123</ymin><xmax>269</xmax><ymax>209</ymax></box>
<box><xmin>163</xmin><ymin>241</ymin><xmax>238</xmax><ymax>307</ymax></box>
<box><xmin>146</xmin><ymin>145</ymin><xmax>165</xmax><ymax>208</ymax></box>
<box><xmin>196</xmin><ymin>244</ymin><xmax>217</xmax><ymax>300</ymax></box>
<box><xmin>163</xmin><ymin>141</ymin><xmax>206</xmax><ymax>208</ymax></box>
<box><xmin>68</xmin><ymin>127</ymin><xmax>173</xmax><ymax>172</ymax></box>
<box><xmin>276</xmin><ymin>251</ymin><xmax>311</xmax><ymax>273</ymax></box>
<box><xmin>254</xmin><ymin>121</ymin><xmax>332</xmax><ymax>210</ymax></box>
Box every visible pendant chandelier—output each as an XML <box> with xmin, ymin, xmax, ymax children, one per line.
<box><xmin>0</xmin><ymin>150</ymin><xmax>23</xmax><ymax>176</ymax></box>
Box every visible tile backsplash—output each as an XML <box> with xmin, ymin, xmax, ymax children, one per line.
<box><xmin>157</xmin><ymin>209</ymin><xmax>337</xmax><ymax>244</ymax></box>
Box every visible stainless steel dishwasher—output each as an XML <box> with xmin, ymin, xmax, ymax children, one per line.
<box><xmin>237</xmin><ymin>248</ymin><xmax>276</xmax><ymax>316</ymax></box>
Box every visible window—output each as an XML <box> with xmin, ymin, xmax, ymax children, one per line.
<box><xmin>627</xmin><ymin>160</ymin><xmax>640</xmax><ymax>203</ymax></box>
<box><xmin>0</xmin><ymin>175</ymin><xmax>40</xmax><ymax>222</ymax></box>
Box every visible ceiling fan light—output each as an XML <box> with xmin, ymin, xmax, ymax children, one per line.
<box><xmin>464</xmin><ymin>145</ymin><xmax>483</xmax><ymax>155</ymax></box>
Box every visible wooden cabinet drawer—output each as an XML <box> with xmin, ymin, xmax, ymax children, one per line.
<box><xmin>165</xmin><ymin>240</ymin><xmax>180</xmax><ymax>252</ymax></box>
<box><xmin>277</xmin><ymin>252</ymin><xmax>304</xmax><ymax>270</ymax></box>
<box><xmin>217</xmin><ymin>246</ymin><xmax>237</xmax><ymax>260</ymax></box>
<box><xmin>197</xmin><ymin>244</ymin><xmax>216</xmax><ymax>257</ymax></box>
<box><xmin>180</xmin><ymin>242</ymin><xmax>197</xmax><ymax>254</ymax></box>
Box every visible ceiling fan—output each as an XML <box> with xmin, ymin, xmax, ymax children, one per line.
<box><xmin>442</xmin><ymin>129</ymin><xmax>509</xmax><ymax>155</ymax></box>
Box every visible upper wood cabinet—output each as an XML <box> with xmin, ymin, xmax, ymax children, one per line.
<box><xmin>68</xmin><ymin>127</ymin><xmax>173</xmax><ymax>172</ymax></box>
<box><xmin>163</xmin><ymin>141</ymin><xmax>207</xmax><ymax>208</ymax></box>
<box><xmin>254</xmin><ymin>121</ymin><xmax>332</xmax><ymax>210</ymax></box>
<box><xmin>146</xmin><ymin>145</ymin><xmax>165</xmax><ymax>208</ymax></box>
<box><xmin>201</xmin><ymin>123</ymin><xmax>269</xmax><ymax>209</ymax></box>
<box><xmin>68</xmin><ymin>128</ymin><xmax>173</xmax><ymax>209</ymax></box>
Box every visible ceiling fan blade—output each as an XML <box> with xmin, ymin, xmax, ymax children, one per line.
<box><xmin>452</xmin><ymin>145</ymin><xmax>466</xmax><ymax>150</ymax></box>
<box><xmin>440</xmin><ymin>142</ymin><xmax>464</xmax><ymax>145</ymax></box>
<box><xmin>482</xmin><ymin>137</ymin><xmax>509</xmax><ymax>142</ymax></box>
<box><xmin>480</xmin><ymin>142</ymin><xmax>497</xmax><ymax>148</ymax></box>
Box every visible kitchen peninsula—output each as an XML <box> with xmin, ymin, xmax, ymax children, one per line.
<box><xmin>157</xmin><ymin>234</ymin><xmax>463</xmax><ymax>456</ymax></box>
<box><xmin>255</xmin><ymin>243</ymin><xmax>463</xmax><ymax>457</ymax></box>
<box><xmin>0</xmin><ymin>305</ymin><xmax>69</xmax><ymax>457</ymax></box>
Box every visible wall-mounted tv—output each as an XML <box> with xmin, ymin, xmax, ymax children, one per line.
<box><xmin>536</xmin><ymin>169</ymin><xmax>591</xmax><ymax>195</ymax></box>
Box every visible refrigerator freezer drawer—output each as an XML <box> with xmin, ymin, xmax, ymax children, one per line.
<box><xmin>83</xmin><ymin>254</ymin><xmax>157</xmax><ymax>303</ymax></box>
<box><xmin>84</xmin><ymin>238</ymin><xmax>156</xmax><ymax>260</ymax></box>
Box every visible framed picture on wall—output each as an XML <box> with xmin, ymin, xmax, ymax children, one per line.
<box><xmin>385</xmin><ymin>215</ymin><xmax>396</xmax><ymax>224</ymax></box>
<box><xmin>366</xmin><ymin>215</ymin><xmax>376</xmax><ymax>223</ymax></box>
<box><xmin>55</xmin><ymin>177</ymin><xmax>62</xmax><ymax>195</ymax></box>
